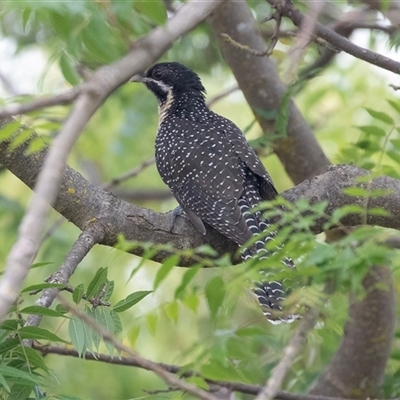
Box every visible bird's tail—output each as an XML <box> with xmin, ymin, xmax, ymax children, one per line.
<box><xmin>238</xmin><ymin>197</ymin><xmax>299</xmax><ymax>324</ymax></box>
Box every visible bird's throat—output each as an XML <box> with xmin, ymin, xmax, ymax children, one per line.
<box><xmin>158</xmin><ymin>89</ymin><xmax>174</xmax><ymax>126</ymax></box>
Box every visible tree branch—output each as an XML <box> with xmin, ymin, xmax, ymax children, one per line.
<box><xmin>57</xmin><ymin>296</ymin><xmax>220</xmax><ymax>400</ymax></box>
<box><xmin>24</xmin><ymin>227</ymin><xmax>104</xmax><ymax>328</ymax></box>
<box><xmin>0</xmin><ymin>0</ymin><xmax>224</xmax><ymax>321</ymax></box>
<box><xmin>32</xmin><ymin>343</ymin><xmax>395</xmax><ymax>400</ymax></box>
<box><xmin>267</xmin><ymin>0</ymin><xmax>400</xmax><ymax>75</ymax></box>
<box><xmin>0</xmin><ymin>88</ymin><xmax>81</xmax><ymax>118</ymax></box>
<box><xmin>102</xmin><ymin>157</ymin><xmax>156</xmax><ymax>191</ymax></box>
<box><xmin>255</xmin><ymin>309</ymin><xmax>319</xmax><ymax>400</ymax></box>
<box><xmin>2</xmin><ymin>127</ymin><xmax>400</xmax><ymax>266</ymax></box>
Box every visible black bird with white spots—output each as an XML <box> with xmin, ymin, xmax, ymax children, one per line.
<box><xmin>130</xmin><ymin>62</ymin><xmax>297</xmax><ymax>324</ymax></box>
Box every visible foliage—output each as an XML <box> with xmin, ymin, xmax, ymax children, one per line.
<box><xmin>0</xmin><ymin>0</ymin><xmax>400</xmax><ymax>399</ymax></box>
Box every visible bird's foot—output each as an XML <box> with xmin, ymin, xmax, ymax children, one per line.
<box><xmin>168</xmin><ymin>205</ymin><xmax>187</xmax><ymax>233</ymax></box>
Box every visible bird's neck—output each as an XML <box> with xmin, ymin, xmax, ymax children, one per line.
<box><xmin>158</xmin><ymin>90</ymin><xmax>207</xmax><ymax>124</ymax></box>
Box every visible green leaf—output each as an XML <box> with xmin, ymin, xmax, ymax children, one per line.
<box><xmin>13</xmin><ymin>346</ymin><xmax>48</xmax><ymax>372</ymax></box>
<box><xmin>19</xmin><ymin>306</ymin><xmax>64</xmax><ymax>318</ymax></box>
<box><xmin>128</xmin><ymin>326</ymin><xmax>140</xmax><ymax>347</ymax></box>
<box><xmin>387</xmin><ymin>149</ymin><xmax>400</xmax><ymax>164</ymax></box>
<box><xmin>356</xmin><ymin>139</ymin><xmax>381</xmax><ymax>151</ymax></box>
<box><xmin>356</xmin><ymin>125</ymin><xmax>386</xmax><ymax>137</ymax></box>
<box><xmin>201</xmin><ymin>359</ymin><xmax>242</xmax><ymax>382</ymax></box>
<box><xmin>8</xmin><ymin>383</ymin><xmax>33</xmax><ymax>400</ymax></box>
<box><xmin>367</xmin><ymin>207</ymin><xmax>391</xmax><ymax>216</ymax></box>
<box><xmin>59</xmin><ymin>52</ymin><xmax>80</xmax><ymax>86</ymax></box>
<box><xmin>0</xmin><ymin>320</ymin><xmax>19</xmax><ymax>331</ymax></box>
<box><xmin>113</xmin><ymin>290</ymin><xmax>152</xmax><ymax>313</ymax></box>
<box><xmin>236</xmin><ymin>326</ymin><xmax>266</xmax><ymax>337</ymax></box>
<box><xmin>93</xmin><ymin>307</ymin><xmax>115</xmax><ymax>354</ymax></box>
<box><xmin>72</xmin><ymin>284</ymin><xmax>85</xmax><ymax>305</ymax></box>
<box><xmin>205</xmin><ymin>276</ymin><xmax>225</xmax><ymax>318</ymax></box>
<box><xmin>82</xmin><ymin>17</ymin><xmax>119</xmax><ymax>63</ymax></box>
<box><xmin>387</xmin><ymin>99</ymin><xmax>400</xmax><ymax>114</ymax></box>
<box><xmin>174</xmin><ymin>266</ymin><xmax>200</xmax><ymax>299</ymax></box>
<box><xmin>18</xmin><ymin>327</ymin><xmax>66</xmax><ymax>343</ymax></box>
<box><xmin>165</xmin><ymin>301</ymin><xmax>179</xmax><ymax>324</ymax></box>
<box><xmin>331</xmin><ymin>204</ymin><xmax>365</xmax><ymax>222</ymax></box>
<box><xmin>0</xmin><ymin>120</ymin><xmax>21</xmax><ymax>141</ymax></box>
<box><xmin>0</xmin><ymin>365</ymin><xmax>39</xmax><ymax>385</ymax></box>
<box><xmin>146</xmin><ymin>313</ymin><xmax>157</xmax><ymax>336</ymax></box>
<box><xmin>195</xmin><ymin>245</ymin><xmax>218</xmax><ymax>257</ymax></box>
<box><xmin>30</xmin><ymin>262</ymin><xmax>53</xmax><ymax>270</ymax></box>
<box><xmin>186</xmin><ymin>376</ymin><xmax>209</xmax><ymax>390</ymax></box>
<box><xmin>103</xmin><ymin>281</ymin><xmax>114</xmax><ymax>302</ymax></box>
<box><xmin>93</xmin><ymin>307</ymin><xmax>114</xmax><ymax>333</ymax></box>
<box><xmin>26</xmin><ymin>137</ymin><xmax>46</xmax><ymax>155</ymax></box>
<box><xmin>135</xmin><ymin>0</ymin><xmax>167</xmax><ymax>25</ymax></box>
<box><xmin>154</xmin><ymin>254</ymin><xmax>179</xmax><ymax>289</ymax></box>
<box><xmin>0</xmin><ymin>373</ymin><xmax>10</xmax><ymax>392</ymax></box>
<box><xmin>110</xmin><ymin>310</ymin><xmax>122</xmax><ymax>336</ymax></box>
<box><xmin>22</xmin><ymin>8</ymin><xmax>32</xmax><ymax>32</ymax></box>
<box><xmin>365</xmin><ymin>107</ymin><xmax>394</xmax><ymax>125</ymax></box>
<box><xmin>0</xmin><ymin>338</ymin><xmax>21</xmax><ymax>355</ymax></box>
<box><xmin>68</xmin><ymin>316</ymin><xmax>87</xmax><ymax>356</ymax></box>
<box><xmin>343</xmin><ymin>187</ymin><xmax>369</xmax><ymax>197</ymax></box>
<box><xmin>390</xmin><ymin>139</ymin><xmax>400</xmax><ymax>149</ymax></box>
<box><xmin>183</xmin><ymin>293</ymin><xmax>199</xmax><ymax>313</ymax></box>
<box><xmin>86</xmin><ymin>267</ymin><xmax>108</xmax><ymax>300</ymax></box>
<box><xmin>9</xmin><ymin>127</ymin><xmax>32</xmax><ymax>150</ymax></box>
<box><xmin>22</xmin><ymin>283</ymin><xmax>68</xmax><ymax>293</ymax></box>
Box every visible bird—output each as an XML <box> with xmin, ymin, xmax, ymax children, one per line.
<box><xmin>130</xmin><ymin>62</ymin><xmax>298</xmax><ymax>324</ymax></box>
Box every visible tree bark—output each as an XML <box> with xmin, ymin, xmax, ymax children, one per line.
<box><xmin>209</xmin><ymin>1</ymin><xmax>330</xmax><ymax>184</ymax></box>
<box><xmin>310</xmin><ymin>266</ymin><xmax>395</xmax><ymax>397</ymax></box>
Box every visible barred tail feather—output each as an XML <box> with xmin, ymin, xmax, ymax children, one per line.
<box><xmin>238</xmin><ymin>197</ymin><xmax>300</xmax><ymax>324</ymax></box>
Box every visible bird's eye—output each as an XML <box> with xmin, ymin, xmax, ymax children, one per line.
<box><xmin>152</xmin><ymin>70</ymin><xmax>163</xmax><ymax>80</ymax></box>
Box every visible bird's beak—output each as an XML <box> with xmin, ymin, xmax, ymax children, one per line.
<box><xmin>129</xmin><ymin>74</ymin><xmax>145</xmax><ymax>83</ymax></box>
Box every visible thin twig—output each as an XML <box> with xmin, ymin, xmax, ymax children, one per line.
<box><xmin>261</xmin><ymin>11</ymin><xmax>283</xmax><ymax>56</ymax></box>
<box><xmin>0</xmin><ymin>88</ymin><xmax>81</xmax><ymax>118</ymax></box>
<box><xmin>389</xmin><ymin>84</ymin><xmax>400</xmax><ymax>91</ymax></box>
<box><xmin>24</xmin><ymin>227</ymin><xmax>104</xmax><ymax>329</ymax></box>
<box><xmin>33</xmin><ymin>343</ymin><xmax>397</xmax><ymax>400</ymax></box>
<box><xmin>221</xmin><ymin>33</ymin><xmax>270</xmax><ymax>57</ymax></box>
<box><xmin>57</xmin><ymin>296</ymin><xmax>220</xmax><ymax>400</ymax></box>
<box><xmin>255</xmin><ymin>308</ymin><xmax>319</xmax><ymax>400</ymax></box>
<box><xmin>206</xmin><ymin>86</ymin><xmax>239</xmax><ymax>108</ymax></box>
<box><xmin>284</xmin><ymin>1</ymin><xmax>324</xmax><ymax>81</ymax></box>
<box><xmin>102</xmin><ymin>157</ymin><xmax>156</xmax><ymax>191</ymax></box>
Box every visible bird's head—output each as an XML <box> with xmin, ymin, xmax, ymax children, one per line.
<box><xmin>130</xmin><ymin>62</ymin><xmax>206</xmax><ymax>105</ymax></box>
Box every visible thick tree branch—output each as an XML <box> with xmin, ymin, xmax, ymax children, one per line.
<box><xmin>0</xmin><ymin>128</ymin><xmax>238</xmax><ymax>266</ymax></box>
<box><xmin>0</xmin><ymin>0</ymin><xmax>223</xmax><ymax>321</ymax></box>
<box><xmin>2</xmin><ymin>129</ymin><xmax>400</xmax><ymax>266</ymax></box>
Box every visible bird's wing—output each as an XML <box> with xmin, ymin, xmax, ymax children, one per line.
<box><xmin>165</xmin><ymin>121</ymin><xmax>253</xmax><ymax>244</ymax></box>
<box><xmin>220</xmin><ymin>117</ymin><xmax>278</xmax><ymax>201</ymax></box>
